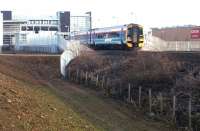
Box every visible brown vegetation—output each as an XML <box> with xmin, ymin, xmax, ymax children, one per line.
<box><xmin>68</xmin><ymin>51</ymin><xmax>200</xmax><ymax>129</ymax></box>
<box><xmin>0</xmin><ymin>55</ymin><xmax>173</xmax><ymax>131</ymax></box>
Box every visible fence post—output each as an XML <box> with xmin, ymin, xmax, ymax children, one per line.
<box><xmin>80</xmin><ymin>71</ymin><xmax>83</xmax><ymax>83</ymax></box>
<box><xmin>78</xmin><ymin>70</ymin><xmax>81</xmax><ymax>83</ymax></box>
<box><xmin>172</xmin><ymin>95</ymin><xmax>176</xmax><ymax>120</ymax></box>
<box><xmin>128</xmin><ymin>84</ymin><xmax>131</xmax><ymax>103</ymax></box>
<box><xmin>96</xmin><ymin>74</ymin><xmax>99</xmax><ymax>87</ymax></box>
<box><xmin>139</xmin><ymin>86</ymin><xmax>142</xmax><ymax>108</ymax></box>
<box><xmin>101</xmin><ymin>76</ymin><xmax>105</xmax><ymax>88</ymax></box>
<box><xmin>149</xmin><ymin>89</ymin><xmax>152</xmax><ymax>113</ymax></box>
<box><xmin>90</xmin><ymin>73</ymin><xmax>93</xmax><ymax>85</ymax></box>
<box><xmin>76</xmin><ymin>69</ymin><xmax>79</xmax><ymax>83</ymax></box>
<box><xmin>106</xmin><ymin>78</ymin><xmax>110</xmax><ymax>96</ymax></box>
<box><xmin>85</xmin><ymin>72</ymin><xmax>88</xmax><ymax>85</ymax></box>
<box><xmin>88</xmin><ymin>73</ymin><xmax>91</xmax><ymax>86</ymax></box>
<box><xmin>159</xmin><ymin>92</ymin><xmax>163</xmax><ymax>113</ymax></box>
<box><xmin>188</xmin><ymin>95</ymin><xmax>192</xmax><ymax>130</ymax></box>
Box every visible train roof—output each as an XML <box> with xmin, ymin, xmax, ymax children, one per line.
<box><xmin>93</xmin><ymin>25</ymin><xmax>127</xmax><ymax>34</ymax></box>
<box><xmin>75</xmin><ymin>23</ymin><xmax>142</xmax><ymax>35</ymax></box>
<box><xmin>93</xmin><ymin>23</ymin><xmax>142</xmax><ymax>33</ymax></box>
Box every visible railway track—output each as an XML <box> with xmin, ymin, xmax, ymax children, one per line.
<box><xmin>1</xmin><ymin>49</ymin><xmax>200</xmax><ymax>58</ymax></box>
<box><xmin>81</xmin><ymin>49</ymin><xmax>200</xmax><ymax>56</ymax></box>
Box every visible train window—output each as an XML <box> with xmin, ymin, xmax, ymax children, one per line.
<box><xmin>29</xmin><ymin>20</ymin><xmax>34</xmax><ymax>24</ymax></box>
<box><xmin>110</xmin><ymin>32</ymin><xmax>120</xmax><ymax>38</ymax></box>
<box><xmin>35</xmin><ymin>21</ymin><xmax>40</xmax><ymax>24</ymax></box>
<box><xmin>34</xmin><ymin>26</ymin><xmax>40</xmax><ymax>34</ymax></box>
<box><xmin>97</xmin><ymin>34</ymin><xmax>104</xmax><ymax>39</ymax></box>
<box><xmin>43</xmin><ymin>20</ymin><xmax>48</xmax><ymax>24</ymax></box>
<box><xmin>133</xmin><ymin>28</ymin><xmax>138</xmax><ymax>34</ymax></box>
<box><xmin>21</xmin><ymin>26</ymin><xmax>27</xmax><ymax>31</ymax></box>
<box><xmin>41</xmin><ymin>26</ymin><xmax>49</xmax><ymax>31</ymax></box>
<box><xmin>127</xmin><ymin>28</ymin><xmax>132</xmax><ymax>37</ymax></box>
<box><xmin>139</xmin><ymin>28</ymin><xmax>143</xmax><ymax>35</ymax></box>
<box><xmin>27</xmin><ymin>26</ymin><xmax>33</xmax><ymax>31</ymax></box>
<box><xmin>51</xmin><ymin>20</ymin><xmax>58</xmax><ymax>25</ymax></box>
<box><xmin>49</xmin><ymin>27</ymin><xmax>58</xmax><ymax>31</ymax></box>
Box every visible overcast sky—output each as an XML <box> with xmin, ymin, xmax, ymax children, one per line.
<box><xmin>0</xmin><ymin>0</ymin><xmax>199</xmax><ymax>30</ymax></box>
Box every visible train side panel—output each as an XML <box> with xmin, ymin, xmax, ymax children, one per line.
<box><xmin>73</xmin><ymin>24</ymin><xmax>144</xmax><ymax>50</ymax></box>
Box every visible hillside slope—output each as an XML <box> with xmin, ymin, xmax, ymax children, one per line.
<box><xmin>0</xmin><ymin>55</ymin><xmax>173</xmax><ymax>131</ymax></box>
<box><xmin>0</xmin><ymin>55</ymin><xmax>99</xmax><ymax>131</ymax></box>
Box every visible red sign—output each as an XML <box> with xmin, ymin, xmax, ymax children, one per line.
<box><xmin>191</xmin><ymin>28</ymin><xmax>200</xmax><ymax>39</ymax></box>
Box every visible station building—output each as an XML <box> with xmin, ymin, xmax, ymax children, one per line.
<box><xmin>0</xmin><ymin>11</ymin><xmax>90</xmax><ymax>53</ymax></box>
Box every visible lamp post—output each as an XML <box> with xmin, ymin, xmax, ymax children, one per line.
<box><xmin>85</xmin><ymin>12</ymin><xmax>92</xmax><ymax>44</ymax></box>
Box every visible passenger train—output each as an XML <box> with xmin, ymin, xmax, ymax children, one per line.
<box><xmin>73</xmin><ymin>23</ymin><xmax>144</xmax><ymax>49</ymax></box>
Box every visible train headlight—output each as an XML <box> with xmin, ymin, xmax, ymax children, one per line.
<box><xmin>139</xmin><ymin>43</ymin><xmax>144</xmax><ymax>48</ymax></box>
<box><xmin>127</xmin><ymin>43</ymin><xmax>133</xmax><ymax>48</ymax></box>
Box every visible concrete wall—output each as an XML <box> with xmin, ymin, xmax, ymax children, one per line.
<box><xmin>60</xmin><ymin>40</ymin><xmax>93</xmax><ymax>77</ymax></box>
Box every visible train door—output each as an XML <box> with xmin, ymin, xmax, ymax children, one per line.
<box><xmin>127</xmin><ymin>25</ymin><xmax>138</xmax><ymax>48</ymax></box>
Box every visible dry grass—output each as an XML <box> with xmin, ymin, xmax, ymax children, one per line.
<box><xmin>69</xmin><ymin>52</ymin><xmax>200</xmax><ymax>92</ymax></box>
<box><xmin>0</xmin><ymin>55</ymin><xmax>175</xmax><ymax>131</ymax></box>
<box><xmin>68</xmin><ymin>51</ymin><xmax>200</xmax><ymax>129</ymax></box>
<box><xmin>0</xmin><ymin>55</ymin><xmax>99</xmax><ymax>131</ymax></box>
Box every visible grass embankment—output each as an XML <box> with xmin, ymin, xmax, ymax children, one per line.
<box><xmin>0</xmin><ymin>55</ymin><xmax>99</xmax><ymax>131</ymax></box>
<box><xmin>0</xmin><ymin>55</ymin><xmax>178</xmax><ymax>131</ymax></box>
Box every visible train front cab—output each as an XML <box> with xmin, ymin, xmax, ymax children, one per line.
<box><xmin>126</xmin><ymin>24</ymin><xmax>144</xmax><ymax>49</ymax></box>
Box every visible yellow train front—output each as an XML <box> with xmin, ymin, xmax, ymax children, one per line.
<box><xmin>74</xmin><ymin>23</ymin><xmax>144</xmax><ymax>50</ymax></box>
<box><xmin>126</xmin><ymin>24</ymin><xmax>144</xmax><ymax>49</ymax></box>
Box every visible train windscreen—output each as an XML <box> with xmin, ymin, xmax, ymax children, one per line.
<box><xmin>139</xmin><ymin>27</ymin><xmax>143</xmax><ymax>36</ymax></box>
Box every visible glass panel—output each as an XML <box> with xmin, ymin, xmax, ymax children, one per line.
<box><xmin>21</xmin><ymin>26</ymin><xmax>27</xmax><ymax>31</ymax></box>
<box><xmin>109</xmin><ymin>32</ymin><xmax>120</xmax><ymax>38</ymax></box>
<box><xmin>41</xmin><ymin>26</ymin><xmax>49</xmax><ymax>31</ymax></box>
<box><xmin>139</xmin><ymin>28</ymin><xmax>143</xmax><ymax>35</ymax></box>
<box><xmin>127</xmin><ymin>28</ymin><xmax>132</xmax><ymax>37</ymax></box>
<box><xmin>49</xmin><ymin>27</ymin><xmax>58</xmax><ymax>31</ymax></box>
<box><xmin>27</xmin><ymin>26</ymin><xmax>33</xmax><ymax>31</ymax></box>
<box><xmin>133</xmin><ymin>28</ymin><xmax>138</xmax><ymax>43</ymax></box>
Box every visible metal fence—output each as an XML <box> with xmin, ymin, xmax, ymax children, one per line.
<box><xmin>15</xmin><ymin>44</ymin><xmax>59</xmax><ymax>54</ymax></box>
<box><xmin>144</xmin><ymin>36</ymin><xmax>200</xmax><ymax>51</ymax></box>
<box><xmin>12</xmin><ymin>31</ymin><xmax>60</xmax><ymax>54</ymax></box>
<box><xmin>65</xmin><ymin>69</ymin><xmax>200</xmax><ymax>131</ymax></box>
